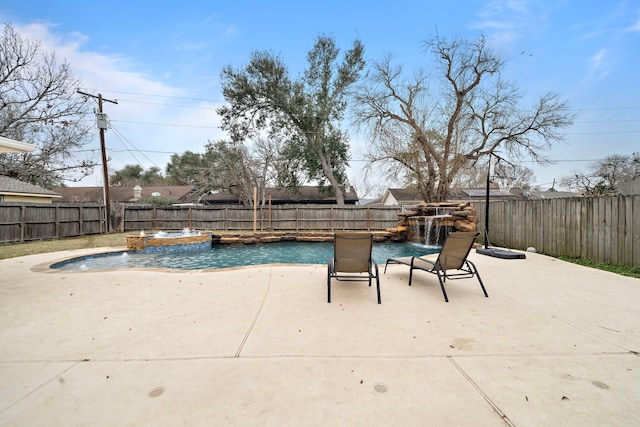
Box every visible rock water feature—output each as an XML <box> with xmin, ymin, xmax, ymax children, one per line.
<box><xmin>393</xmin><ymin>202</ymin><xmax>478</xmax><ymax>244</ymax></box>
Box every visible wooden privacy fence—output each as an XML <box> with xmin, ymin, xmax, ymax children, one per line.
<box><xmin>122</xmin><ymin>205</ymin><xmax>401</xmax><ymax>232</ymax></box>
<box><xmin>0</xmin><ymin>203</ymin><xmax>105</xmax><ymax>243</ymax></box>
<box><xmin>2</xmin><ymin>198</ymin><xmax>638</xmax><ymax>267</ymax></box>
<box><xmin>474</xmin><ymin>195</ymin><xmax>640</xmax><ymax>267</ymax></box>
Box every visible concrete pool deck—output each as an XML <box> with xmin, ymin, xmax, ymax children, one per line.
<box><xmin>0</xmin><ymin>248</ymin><xmax>639</xmax><ymax>426</ymax></box>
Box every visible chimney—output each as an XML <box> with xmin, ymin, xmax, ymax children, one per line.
<box><xmin>133</xmin><ymin>185</ymin><xmax>142</xmax><ymax>199</ymax></box>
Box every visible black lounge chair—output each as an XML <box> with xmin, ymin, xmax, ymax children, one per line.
<box><xmin>384</xmin><ymin>231</ymin><xmax>487</xmax><ymax>303</ymax></box>
<box><xmin>328</xmin><ymin>232</ymin><xmax>381</xmax><ymax>304</ymax></box>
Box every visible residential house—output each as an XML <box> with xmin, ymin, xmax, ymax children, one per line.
<box><xmin>52</xmin><ymin>185</ymin><xmax>196</xmax><ymax>204</ymax></box>
<box><xmin>379</xmin><ymin>188</ymin><xmax>424</xmax><ymax>207</ymax></box>
<box><xmin>380</xmin><ymin>187</ymin><xmax>579</xmax><ymax>205</ymax></box>
<box><xmin>0</xmin><ymin>176</ymin><xmax>61</xmax><ymax>204</ymax></box>
<box><xmin>197</xmin><ymin>186</ymin><xmax>360</xmax><ymax>205</ymax></box>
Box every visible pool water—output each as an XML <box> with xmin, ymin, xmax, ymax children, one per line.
<box><xmin>51</xmin><ymin>241</ymin><xmax>441</xmax><ymax>271</ymax></box>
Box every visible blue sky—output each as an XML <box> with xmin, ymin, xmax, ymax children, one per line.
<box><xmin>1</xmin><ymin>0</ymin><xmax>638</xmax><ymax>195</ymax></box>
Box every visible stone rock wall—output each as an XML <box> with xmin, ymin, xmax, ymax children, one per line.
<box><xmin>393</xmin><ymin>202</ymin><xmax>478</xmax><ymax>242</ymax></box>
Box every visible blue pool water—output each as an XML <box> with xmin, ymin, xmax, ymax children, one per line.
<box><xmin>51</xmin><ymin>241</ymin><xmax>440</xmax><ymax>271</ymax></box>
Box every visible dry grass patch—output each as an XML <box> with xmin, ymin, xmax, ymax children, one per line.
<box><xmin>0</xmin><ymin>233</ymin><xmax>128</xmax><ymax>260</ymax></box>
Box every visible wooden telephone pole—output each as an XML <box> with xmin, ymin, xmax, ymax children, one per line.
<box><xmin>77</xmin><ymin>90</ymin><xmax>118</xmax><ymax>233</ymax></box>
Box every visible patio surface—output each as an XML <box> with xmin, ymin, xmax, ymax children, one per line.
<box><xmin>0</xmin><ymin>247</ymin><xmax>639</xmax><ymax>426</ymax></box>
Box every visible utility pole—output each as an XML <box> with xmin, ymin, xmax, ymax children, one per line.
<box><xmin>77</xmin><ymin>90</ymin><xmax>118</xmax><ymax>233</ymax></box>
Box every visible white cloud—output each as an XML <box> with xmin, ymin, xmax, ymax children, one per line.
<box><xmin>471</xmin><ymin>0</ymin><xmax>549</xmax><ymax>48</ymax></box>
<box><xmin>12</xmin><ymin>22</ymin><xmax>225</xmax><ymax>184</ymax></box>
<box><xmin>588</xmin><ymin>48</ymin><xmax>611</xmax><ymax>79</ymax></box>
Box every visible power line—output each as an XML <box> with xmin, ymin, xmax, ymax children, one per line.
<box><xmin>82</xmin><ymin>88</ymin><xmax>223</xmax><ymax>103</ymax></box>
<box><xmin>111</xmin><ymin>98</ymin><xmax>219</xmax><ymax>110</ymax></box>
<box><xmin>111</xmin><ymin>119</ymin><xmax>219</xmax><ymax>129</ymax></box>
<box><xmin>93</xmin><ymin>89</ymin><xmax>640</xmax><ymax>111</ymax></box>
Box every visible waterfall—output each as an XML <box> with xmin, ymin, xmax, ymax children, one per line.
<box><xmin>423</xmin><ymin>215</ymin><xmax>442</xmax><ymax>246</ymax></box>
<box><xmin>411</xmin><ymin>219</ymin><xmax>422</xmax><ymax>243</ymax></box>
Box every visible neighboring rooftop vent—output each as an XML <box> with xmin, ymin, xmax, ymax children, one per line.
<box><xmin>133</xmin><ymin>185</ymin><xmax>142</xmax><ymax>198</ymax></box>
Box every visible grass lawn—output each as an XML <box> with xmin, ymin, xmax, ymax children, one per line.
<box><xmin>0</xmin><ymin>233</ymin><xmax>128</xmax><ymax>260</ymax></box>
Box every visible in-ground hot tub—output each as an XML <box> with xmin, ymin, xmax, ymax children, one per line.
<box><xmin>126</xmin><ymin>228</ymin><xmax>212</xmax><ymax>253</ymax></box>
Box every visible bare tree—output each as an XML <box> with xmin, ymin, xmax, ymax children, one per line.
<box><xmin>560</xmin><ymin>152</ymin><xmax>639</xmax><ymax>195</ymax></box>
<box><xmin>166</xmin><ymin>135</ymin><xmax>290</xmax><ymax>205</ymax></box>
<box><xmin>353</xmin><ymin>34</ymin><xmax>575</xmax><ymax>202</ymax></box>
<box><xmin>0</xmin><ymin>23</ymin><xmax>96</xmax><ymax>188</ymax></box>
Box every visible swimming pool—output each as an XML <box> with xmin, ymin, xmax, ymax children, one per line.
<box><xmin>50</xmin><ymin>241</ymin><xmax>441</xmax><ymax>271</ymax></box>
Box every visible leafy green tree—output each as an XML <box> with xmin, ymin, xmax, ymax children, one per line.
<box><xmin>353</xmin><ymin>34</ymin><xmax>574</xmax><ymax>202</ymax></box>
<box><xmin>165</xmin><ymin>151</ymin><xmax>208</xmax><ymax>186</ymax></box>
<box><xmin>0</xmin><ymin>23</ymin><xmax>96</xmax><ymax>188</ymax></box>
<box><xmin>110</xmin><ymin>164</ymin><xmax>143</xmax><ymax>186</ymax></box>
<box><xmin>110</xmin><ymin>164</ymin><xmax>169</xmax><ymax>186</ymax></box>
<box><xmin>140</xmin><ymin>166</ymin><xmax>168</xmax><ymax>185</ymax></box>
<box><xmin>217</xmin><ymin>35</ymin><xmax>365</xmax><ymax>205</ymax></box>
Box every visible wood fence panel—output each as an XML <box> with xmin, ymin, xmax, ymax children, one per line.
<box><xmin>57</xmin><ymin>206</ymin><xmax>80</xmax><ymax>237</ymax></box>
<box><xmin>152</xmin><ymin>207</ymin><xmax>190</xmax><ymax>230</ymax></box>
<box><xmin>581</xmin><ymin>198</ymin><xmax>593</xmax><ymax>260</ymax></box>
<box><xmin>633</xmin><ymin>196</ymin><xmax>640</xmax><ymax>267</ymax></box>
<box><xmin>620</xmin><ymin>196</ymin><xmax>633</xmax><ymax>266</ymax></box>
<box><xmin>296</xmin><ymin>206</ymin><xmax>332</xmax><ymax>230</ymax></box>
<box><xmin>609</xmin><ymin>197</ymin><xmax>619</xmax><ymax>264</ymax></box>
<box><xmin>123</xmin><ymin>205</ymin><xmax>154</xmax><ymax>231</ymax></box>
<box><xmin>594</xmin><ymin>198</ymin><xmax>605</xmax><ymax>263</ymax></box>
<box><xmin>24</xmin><ymin>205</ymin><xmax>56</xmax><ymax>240</ymax></box>
<box><xmin>489</xmin><ymin>201</ymin><xmax>504</xmax><ymax>246</ymax></box>
<box><xmin>190</xmin><ymin>207</ymin><xmax>227</xmax><ymax>230</ymax></box>
<box><xmin>571</xmin><ymin>198</ymin><xmax>582</xmax><ymax>258</ymax></box>
<box><xmin>270</xmin><ymin>207</ymin><xmax>298</xmax><ymax>230</ymax></box>
<box><xmin>368</xmin><ymin>207</ymin><xmax>399</xmax><ymax>230</ymax></box>
<box><xmin>555</xmin><ymin>198</ymin><xmax>566</xmax><ymax>255</ymax></box>
<box><xmin>472</xmin><ymin>196</ymin><xmax>637</xmax><ymax>266</ymax></box>
<box><xmin>541</xmin><ymin>200</ymin><xmax>553</xmax><ymax>254</ymax></box>
<box><xmin>333</xmin><ymin>207</ymin><xmax>364</xmax><ymax>230</ymax></box>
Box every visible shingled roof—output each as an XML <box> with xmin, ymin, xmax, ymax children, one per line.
<box><xmin>198</xmin><ymin>186</ymin><xmax>359</xmax><ymax>205</ymax></box>
<box><xmin>52</xmin><ymin>186</ymin><xmax>195</xmax><ymax>203</ymax></box>
<box><xmin>0</xmin><ymin>176</ymin><xmax>61</xmax><ymax>198</ymax></box>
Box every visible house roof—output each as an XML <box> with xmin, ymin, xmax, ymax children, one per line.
<box><xmin>0</xmin><ymin>175</ymin><xmax>61</xmax><ymax>198</ymax></box>
<box><xmin>198</xmin><ymin>186</ymin><xmax>359</xmax><ymax>205</ymax></box>
<box><xmin>448</xmin><ymin>188</ymin><xmax>521</xmax><ymax>200</ymax></box>
<box><xmin>527</xmin><ymin>190</ymin><xmax>580</xmax><ymax>199</ymax></box>
<box><xmin>386</xmin><ymin>188</ymin><xmax>423</xmax><ymax>203</ymax></box>
<box><xmin>52</xmin><ymin>186</ymin><xmax>195</xmax><ymax>203</ymax></box>
<box><xmin>0</xmin><ymin>136</ymin><xmax>37</xmax><ymax>153</ymax></box>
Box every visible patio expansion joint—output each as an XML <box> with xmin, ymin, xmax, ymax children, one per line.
<box><xmin>496</xmin><ymin>294</ymin><xmax>636</xmax><ymax>354</ymax></box>
<box><xmin>234</xmin><ymin>267</ymin><xmax>273</xmax><ymax>358</ymax></box>
<box><xmin>447</xmin><ymin>356</ymin><xmax>516</xmax><ymax>427</ymax></box>
<box><xmin>0</xmin><ymin>360</ymin><xmax>82</xmax><ymax>417</ymax></box>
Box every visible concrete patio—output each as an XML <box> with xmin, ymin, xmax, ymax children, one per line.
<box><xmin>0</xmin><ymin>248</ymin><xmax>639</xmax><ymax>426</ymax></box>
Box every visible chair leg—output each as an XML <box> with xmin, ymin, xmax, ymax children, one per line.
<box><xmin>466</xmin><ymin>260</ymin><xmax>488</xmax><ymax>298</ymax></box>
<box><xmin>327</xmin><ymin>262</ymin><xmax>332</xmax><ymax>303</ymax></box>
<box><xmin>374</xmin><ymin>263</ymin><xmax>381</xmax><ymax>304</ymax></box>
<box><xmin>436</xmin><ymin>270</ymin><xmax>449</xmax><ymax>303</ymax></box>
